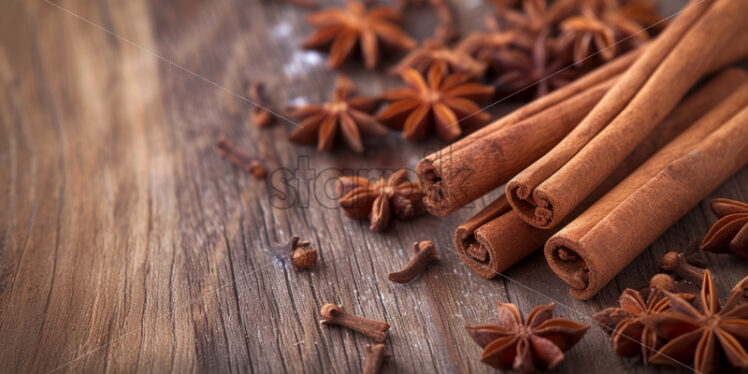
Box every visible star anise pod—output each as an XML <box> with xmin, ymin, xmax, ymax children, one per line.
<box><xmin>496</xmin><ymin>0</ymin><xmax>578</xmax><ymax>34</ymax></box>
<box><xmin>455</xmin><ymin>25</ymin><xmax>534</xmax><ymax>66</ymax></box>
<box><xmin>554</xmin><ymin>7</ymin><xmax>616</xmax><ymax>65</ymax></box>
<box><xmin>389</xmin><ymin>39</ymin><xmax>486</xmax><ymax>79</ymax></box>
<box><xmin>593</xmin><ymin>288</ymin><xmax>694</xmax><ymax>364</ymax></box>
<box><xmin>466</xmin><ymin>302</ymin><xmax>589</xmax><ymax>372</ymax></box>
<box><xmin>602</xmin><ymin>0</ymin><xmax>664</xmax><ymax>49</ymax></box>
<box><xmin>491</xmin><ymin>29</ymin><xmax>576</xmax><ymax>99</ymax></box>
<box><xmin>286</xmin><ymin>75</ymin><xmax>387</xmax><ymax>153</ymax></box>
<box><xmin>643</xmin><ymin>270</ymin><xmax>748</xmax><ymax>374</ymax></box>
<box><xmin>377</xmin><ymin>63</ymin><xmax>494</xmax><ymax>141</ymax></box>
<box><xmin>337</xmin><ymin>169</ymin><xmax>425</xmax><ymax>232</ymax></box>
<box><xmin>302</xmin><ymin>1</ymin><xmax>416</xmax><ymax>69</ymax></box>
<box><xmin>700</xmin><ymin>198</ymin><xmax>748</xmax><ymax>260</ymax></box>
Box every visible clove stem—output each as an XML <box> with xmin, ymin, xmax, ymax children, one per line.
<box><xmin>319</xmin><ymin>304</ymin><xmax>390</xmax><ymax>343</ymax></box>
<box><xmin>388</xmin><ymin>241</ymin><xmax>440</xmax><ymax>283</ymax></box>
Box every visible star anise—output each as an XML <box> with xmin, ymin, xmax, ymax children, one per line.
<box><xmin>389</xmin><ymin>39</ymin><xmax>486</xmax><ymax>79</ymax></box>
<box><xmin>496</xmin><ymin>0</ymin><xmax>578</xmax><ymax>34</ymax></box>
<box><xmin>302</xmin><ymin>1</ymin><xmax>416</xmax><ymax>69</ymax></box>
<box><xmin>554</xmin><ymin>7</ymin><xmax>616</xmax><ymax>65</ymax></box>
<box><xmin>643</xmin><ymin>270</ymin><xmax>748</xmax><ymax>374</ymax></box>
<box><xmin>466</xmin><ymin>302</ymin><xmax>589</xmax><ymax>372</ymax></box>
<box><xmin>376</xmin><ymin>63</ymin><xmax>494</xmax><ymax>141</ymax></box>
<box><xmin>602</xmin><ymin>0</ymin><xmax>664</xmax><ymax>49</ymax></box>
<box><xmin>491</xmin><ymin>29</ymin><xmax>576</xmax><ymax>99</ymax></box>
<box><xmin>287</xmin><ymin>75</ymin><xmax>387</xmax><ymax>153</ymax></box>
<box><xmin>337</xmin><ymin>169</ymin><xmax>425</xmax><ymax>232</ymax></box>
<box><xmin>700</xmin><ymin>198</ymin><xmax>748</xmax><ymax>260</ymax></box>
<box><xmin>593</xmin><ymin>288</ymin><xmax>694</xmax><ymax>364</ymax></box>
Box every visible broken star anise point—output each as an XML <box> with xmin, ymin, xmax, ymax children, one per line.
<box><xmin>286</xmin><ymin>75</ymin><xmax>387</xmax><ymax>153</ymax></box>
<box><xmin>466</xmin><ymin>301</ymin><xmax>589</xmax><ymax>372</ymax></box>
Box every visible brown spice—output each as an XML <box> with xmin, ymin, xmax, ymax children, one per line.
<box><xmin>466</xmin><ymin>302</ymin><xmax>588</xmax><ymax>372</ymax></box>
<box><xmin>287</xmin><ymin>236</ymin><xmax>317</xmax><ymax>271</ymax></box>
<box><xmin>319</xmin><ymin>304</ymin><xmax>390</xmax><ymax>343</ymax></box>
<box><xmin>377</xmin><ymin>63</ymin><xmax>494</xmax><ymax>141</ymax></box>
<box><xmin>247</xmin><ymin>82</ymin><xmax>274</xmax><ymax>128</ymax></box>
<box><xmin>215</xmin><ymin>136</ymin><xmax>266</xmax><ymax>179</ymax></box>
<box><xmin>387</xmin><ymin>240</ymin><xmax>440</xmax><ymax>283</ymax></box>
<box><xmin>390</xmin><ymin>39</ymin><xmax>486</xmax><ymax>79</ymax></box>
<box><xmin>643</xmin><ymin>270</ymin><xmax>748</xmax><ymax>373</ymax></box>
<box><xmin>363</xmin><ymin>344</ymin><xmax>390</xmax><ymax>374</ymax></box>
<box><xmin>286</xmin><ymin>75</ymin><xmax>386</xmax><ymax>153</ymax></box>
<box><xmin>659</xmin><ymin>251</ymin><xmax>705</xmax><ymax>284</ymax></box>
<box><xmin>302</xmin><ymin>2</ymin><xmax>415</xmax><ymax>69</ymax></box>
<box><xmin>592</xmin><ymin>288</ymin><xmax>693</xmax><ymax>364</ymax></box>
<box><xmin>699</xmin><ymin>198</ymin><xmax>748</xmax><ymax>259</ymax></box>
<box><xmin>648</xmin><ymin>273</ymin><xmax>676</xmax><ymax>292</ymax></box>
<box><xmin>337</xmin><ymin>169</ymin><xmax>424</xmax><ymax>232</ymax></box>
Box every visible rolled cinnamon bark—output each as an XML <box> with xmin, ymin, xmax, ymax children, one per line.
<box><xmin>545</xmin><ymin>79</ymin><xmax>748</xmax><ymax>300</ymax></box>
<box><xmin>416</xmin><ymin>47</ymin><xmax>646</xmax><ymax>217</ymax></box>
<box><xmin>454</xmin><ymin>69</ymin><xmax>748</xmax><ymax>279</ymax></box>
<box><xmin>506</xmin><ymin>0</ymin><xmax>748</xmax><ymax>229</ymax></box>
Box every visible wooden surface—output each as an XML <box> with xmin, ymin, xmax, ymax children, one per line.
<box><xmin>1</xmin><ymin>0</ymin><xmax>746</xmax><ymax>372</ymax></box>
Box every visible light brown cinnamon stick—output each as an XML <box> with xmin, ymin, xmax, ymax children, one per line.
<box><xmin>454</xmin><ymin>69</ymin><xmax>748</xmax><ymax>279</ymax></box>
<box><xmin>545</xmin><ymin>76</ymin><xmax>748</xmax><ymax>299</ymax></box>
<box><xmin>416</xmin><ymin>46</ymin><xmax>646</xmax><ymax>216</ymax></box>
<box><xmin>506</xmin><ymin>0</ymin><xmax>748</xmax><ymax>229</ymax></box>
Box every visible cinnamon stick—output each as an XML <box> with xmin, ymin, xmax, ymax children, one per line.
<box><xmin>545</xmin><ymin>75</ymin><xmax>748</xmax><ymax>299</ymax></box>
<box><xmin>506</xmin><ymin>0</ymin><xmax>748</xmax><ymax>229</ymax></box>
<box><xmin>454</xmin><ymin>69</ymin><xmax>748</xmax><ymax>279</ymax></box>
<box><xmin>416</xmin><ymin>46</ymin><xmax>646</xmax><ymax>216</ymax></box>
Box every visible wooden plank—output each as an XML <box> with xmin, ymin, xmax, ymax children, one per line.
<box><xmin>0</xmin><ymin>0</ymin><xmax>745</xmax><ymax>373</ymax></box>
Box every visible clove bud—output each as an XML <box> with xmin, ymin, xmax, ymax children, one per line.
<box><xmin>388</xmin><ymin>240</ymin><xmax>440</xmax><ymax>283</ymax></box>
<box><xmin>319</xmin><ymin>304</ymin><xmax>390</xmax><ymax>343</ymax></box>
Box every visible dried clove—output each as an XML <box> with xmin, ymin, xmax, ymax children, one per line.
<box><xmin>288</xmin><ymin>236</ymin><xmax>317</xmax><ymax>271</ymax></box>
<box><xmin>319</xmin><ymin>304</ymin><xmax>390</xmax><ymax>343</ymax></box>
<box><xmin>387</xmin><ymin>240</ymin><xmax>440</xmax><ymax>283</ymax></box>
<box><xmin>247</xmin><ymin>82</ymin><xmax>275</xmax><ymax>128</ymax></box>
<box><xmin>648</xmin><ymin>273</ymin><xmax>676</xmax><ymax>292</ymax></box>
<box><xmin>659</xmin><ymin>251</ymin><xmax>706</xmax><ymax>284</ymax></box>
<box><xmin>363</xmin><ymin>344</ymin><xmax>390</xmax><ymax>374</ymax></box>
<box><xmin>216</xmin><ymin>136</ymin><xmax>266</xmax><ymax>178</ymax></box>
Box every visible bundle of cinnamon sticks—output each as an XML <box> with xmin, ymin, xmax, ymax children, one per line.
<box><xmin>418</xmin><ymin>0</ymin><xmax>748</xmax><ymax>299</ymax></box>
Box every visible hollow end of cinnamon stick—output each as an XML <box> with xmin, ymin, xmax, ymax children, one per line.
<box><xmin>545</xmin><ymin>237</ymin><xmax>594</xmax><ymax>299</ymax></box>
<box><xmin>416</xmin><ymin>158</ymin><xmax>455</xmax><ymax>217</ymax></box>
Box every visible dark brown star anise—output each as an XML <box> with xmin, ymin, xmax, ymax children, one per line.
<box><xmin>602</xmin><ymin>0</ymin><xmax>664</xmax><ymax>50</ymax></box>
<box><xmin>337</xmin><ymin>169</ymin><xmax>424</xmax><ymax>232</ymax></box>
<box><xmin>377</xmin><ymin>63</ymin><xmax>494</xmax><ymax>141</ymax></box>
<box><xmin>496</xmin><ymin>0</ymin><xmax>577</xmax><ymax>34</ymax></box>
<box><xmin>643</xmin><ymin>270</ymin><xmax>748</xmax><ymax>374</ymax></box>
<box><xmin>491</xmin><ymin>29</ymin><xmax>576</xmax><ymax>99</ymax></box>
<box><xmin>593</xmin><ymin>288</ymin><xmax>694</xmax><ymax>364</ymax></box>
<box><xmin>700</xmin><ymin>198</ymin><xmax>748</xmax><ymax>259</ymax></box>
<box><xmin>287</xmin><ymin>75</ymin><xmax>387</xmax><ymax>153</ymax></box>
<box><xmin>466</xmin><ymin>302</ymin><xmax>589</xmax><ymax>372</ymax></box>
<box><xmin>302</xmin><ymin>1</ymin><xmax>416</xmax><ymax>69</ymax></box>
<box><xmin>554</xmin><ymin>7</ymin><xmax>616</xmax><ymax>65</ymax></box>
<box><xmin>389</xmin><ymin>39</ymin><xmax>486</xmax><ymax>79</ymax></box>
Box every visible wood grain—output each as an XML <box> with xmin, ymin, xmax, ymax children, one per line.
<box><xmin>0</xmin><ymin>0</ymin><xmax>745</xmax><ymax>373</ymax></box>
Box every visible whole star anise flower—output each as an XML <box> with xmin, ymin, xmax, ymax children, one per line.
<box><xmin>337</xmin><ymin>169</ymin><xmax>425</xmax><ymax>232</ymax></box>
<box><xmin>302</xmin><ymin>1</ymin><xmax>416</xmax><ymax>69</ymax></box>
<box><xmin>376</xmin><ymin>63</ymin><xmax>494</xmax><ymax>141</ymax></box>
<box><xmin>287</xmin><ymin>75</ymin><xmax>387</xmax><ymax>153</ymax></box>
<box><xmin>389</xmin><ymin>39</ymin><xmax>486</xmax><ymax>79</ymax></box>
<box><xmin>644</xmin><ymin>270</ymin><xmax>748</xmax><ymax>374</ymax></box>
<box><xmin>554</xmin><ymin>8</ymin><xmax>616</xmax><ymax>65</ymax></box>
<box><xmin>491</xmin><ymin>29</ymin><xmax>576</xmax><ymax>99</ymax></box>
<box><xmin>700</xmin><ymin>198</ymin><xmax>748</xmax><ymax>259</ymax></box>
<box><xmin>593</xmin><ymin>288</ymin><xmax>694</xmax><ymax>364</ymax></box>
<box><xmin>466</xmin><ymin>302</ymin><xmax>589</xmax><ymax>372</ymax></box>
<box><xmin>455</xmin><ymin>26</ymin><xmax>534</xmax><ymax>66</ymax></box>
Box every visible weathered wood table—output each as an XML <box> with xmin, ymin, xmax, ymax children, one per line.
<box><xmin>1</xmin><ymin>0</ymin><xmax>745</xmax><ymax>372</ymax></box>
